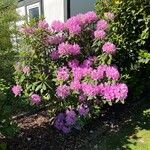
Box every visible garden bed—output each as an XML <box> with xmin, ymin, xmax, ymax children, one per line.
<box><xmin>5</xmin><ymin>98</ymin><xmax>149</xmax><ymax>150</ymax></box>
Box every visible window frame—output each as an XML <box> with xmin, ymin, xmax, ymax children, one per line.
<box><xmin>26</xmin><ymin>2</ymin><xmax>41</xmax><ymax>21</ymax></box>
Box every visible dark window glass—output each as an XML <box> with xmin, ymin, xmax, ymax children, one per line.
<box><xmin>29</xmin><ymin>7</ymin><xmax>39</xmax><ymax>20</ymax></box>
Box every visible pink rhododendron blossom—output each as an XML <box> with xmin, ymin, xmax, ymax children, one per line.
<box><xmin>31</xmin><ymin>94</ymin><xmax>41</xmax><ymax>104</ymax></box>
<box><xmin>90</xmin><ymin>69</ymin><xmax>99</xmax><ymax>80</ymax></box>
<box><xmin>102</xmin><ymin>42</ymin><xmax>116</xmax><ymax>54</ymax></box>
<box><xmin>58</xmin><ymin>43</ymin><xmax>80</xmax><ymax>56</ymax></box>
<box><xmin>50</xmin><ymin>50</ymin><xmax>59</xmax><ymax>60</ymax></box>
<box><xmin>21</xmin><ymin>26</ymin><xmax>35</xmax><ymax>34</ymax></box>
<box><xmin>56</xmin><ymin>85</ymin><xmax>70</xmax><ymax>99</ymax></box>
<box><xmin>94</xmin><ymin>30</ymin><xmax>106</xmax><ymax>39</ymax></box>
<box><xmin>71</xmin><ymin>44</ymin><xmax>81</xmax><ymax>55</ymax></box>
<box><xmin>82</xmin><ymin>83</ymin><xmax>99</xmax><ymax>97</ymax></box>
<box><xmin>58</xmin><ymin>43</ymin><xmax>70</xmax><ymax>55</ymax></box>
<box><xmin>65</xmin><ymin>109</ymin><xmax>76</xmax><ymax>125</ymax></box>
<box><xmin>11</xmin><ymin>85</ymin><xmax>23</xmax><ymax>96</ymax></box>
<box><xmin>67</xmin><ymin>24</ymin><xmax>81</xmax><ymax>34</ymax></box>
<box><xmin>38</xmin><ymin>20</ymin><xmax>49</xmax><ymax>29</ymax></box>
<box><xmin>78</xmin><ymin>104</ymin><xmax>89</xmax><ymax>116</ymax></box>
<box><xmin>65</xmin><ymin>16</ymin><xmax>81</xmax><ymax>34</ymax></box>
<box><xmin>82</xmin><ymin>67</ymin><xmax>93</xmax><ymax>77</ymax></box>
<box><xmin>96</xmin><ymin>19</ymin><xmax>108</xmax><ymax>30</ymax></box>
<box><xmin>70</xmin><ymin>80</ymin><xmax>81</xmax><ymax>91</ymax></box>
<box><xmin>65</xmin><ymin>11</ymin><xmax>97</xmax><ymax>34</ymax></box>
<box><xmin>80</xmin><ymin>59</ymin><xmax>93</xmax><ymax>68</ymax></box>
<box><xmin>97</xmin><ymin>83</ymin><xmax>105</xmax><ymax>95</ymax></box>
<box><xmin>85</xmin><ymin>11</ymin><xmax>98</xmax><ymax>23</ymax></box>
<box><xmin>97</xmin><ymin>65</ymin><xmax>107</xmax><ymax>78</ymax></box>
<box><xmin>90</xmin><ymin>65</ymin><xmax>107</xmax><ymax>80</ymax></box>
<box><xmin>51</xmin><ymin>20</ymin><xmax>65</xmax><ymax>31</ymax></box>
<box><xmin>56</xmin><ymin>67</ymin><xmax>69</xmax><ymax>81</ymax></box>
<box><xmin>62</xmin><ymin>126</ymin><xmax>71</xmax><ymax>134</ymax></box>
<box><xmin>54</xmin><ymin>113</ymin><xmax>65</xmax><ymax>131</ymax></box>
<box><xmin>47</xmin><ymin>34</ymin><xmax>64</xmax><ymax>45</ymax></box>
<box><xmin>22</xmin><ymin>65</ymin><xmax>30</xmax><ymax>74</ymax></box>
<box><xmin>101</xmin><ymin>84</ymin><xmax>116</xmax><ymax>101</ymax></box>
<box><xmin>79</xmin><ymin>93</ymin><xmax>86</xmax><ymax>102</ymax></box>
<box><xmin>72</xmin><ymin>67</ymin><xmax>83</xmax><ymax>80</ymax></box>
<box><xmin>105</xmin><ymin>66</ymin><xmax>120</xmax><ymax>80</ymax></box>
<box><xmin>101</xmin><ymin>83</ymin><xmax>128</xmax><ymax>101</ymax></box>
<box><xmin>114</xmin><ymin>83</ymin><xmax>128</xmax><ymax>100</ymax></box>
<box><xmin>68</xmin><ymin>59</ymin><xmax>79</xmax><ymax>68</ymax></box>
<box><xmin>104</xmin><ymin>12</ymin><xmax>115</xmax><ymax>20</ymax></box>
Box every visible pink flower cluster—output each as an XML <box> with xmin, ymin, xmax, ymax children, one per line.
<box><xmin>101</xmin><ymin>83</ymin><xmax>128</xmax><ymax>101</ymax></box>
<box><xmin>94</xmin><ymin>30</ymin><xmax>106</xmax><ymax>39</ymax></box>
<box><xmin>22</xmin><ymin>65</ymin><xmax>30</xmax><ymax>74</ymax></box>
<box><xmin>58</xmin><ymin>43</ymin><xmax>80</xmax><ymax>56</ymax></box>
<box><xmin>21</xmin><ymin>26</ymin><xmax>35</xmax><ymax>35</ymax></box>
<box><xmin>96</xmin><ymin>19</ymin><xmax>108</xmax><ymax>30</ymax></box>
<box><xmin>11</xmin><ymin>85</ymin><xmax>23</xmax><ymax>96</ymax></box>
<box><xmin>54</xmin><ymin>109</ymin><xmax>76</xmax><ymax>133</ymax></box>
<box><xmin>65</xmin><ymin>11</ymin><xmax>97</xmax><ymax>34</ymax></box>
<box><xmin>72</xmin><ymin>64</ymin><xmax>120</xmax><ymax>82</ymax></box>
<box><xmin>78</xmin><ymin>104</ymin><xmax>89</xmax><ymax>116</ymax></box>
<box><xmin>50</xmin><ymin>50</ymin><xmax>59</xmax><ymax>60</ymax></box>
<box><xmin>56</xmin><ymin>67</ymin><xmax>69</xmax><ymax>81</ymax></box>
<box><xmin>55</xmin><ymin>62</ymin><xmax>123</xmax><ymax>99</ymax></box>
<box><xmin>102</xmin><ymin>42</ymin><xmax>116</xmax><ymax>54</ymax></box>
<box><xmin>56</xmin><ymin>85</ymin><xmax>70</xmax><ymax>99</ymax></box>
<box><xmin>50</xmin><ymin>11</ymin><xmax>98</xmax><ymax>35</ymax></box>
<box><xmin>54</xmin><ymin>105</ymin><xmax>90</xmax><ymax>133</ymax></box>
<box><xmin>51</xmin><ymin>20</ymin><xmax>65</xmax><ymax>32</ymax></box>
<box><xmin>31</xmin><ymin>94</ymin><xmax>41</xmax><ymax>104</ymax></box>
<box><xmin>38</xmin><ymin>20</ymin><xmax>49</xmax><ymax>29</ymax></box>
<box><xmin>104</xmin><ymin>12</ymin><xmax>115</xmax><ymax>20</ymax></box>
<box><xmin>105</xmin><ymin>66</ymin><xmax>120</xmax><ymax>80</ymax></box>
<box><xmin>47</xmin><ymin>34</ymin><xmax>65</xmax><ymax>45</ymax></box>
<box><xmin>11</xmin><ymin>85</ymin><xmax>42</xmax><ymax>104</ymax></box>
<box><xmin>56</xmin><ymin>82</ymin><xmax>128</xmax><ymax>102</ymax></box>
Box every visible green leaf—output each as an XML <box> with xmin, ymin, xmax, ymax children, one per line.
<box><xmin>0</xmin><ymin>143</ymin><xmax>7</xmax><ymax>150</ymax></box>
<box><xmin>35</xmin><ymin>84</ymin><xmax>42</xmax><ymax>91</ymax></box>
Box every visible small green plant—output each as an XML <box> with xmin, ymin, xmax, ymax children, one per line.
<box><xmin>0</xmin><ymin>0</ymin><xmax>19</xmax><ymax>138</ymax></box>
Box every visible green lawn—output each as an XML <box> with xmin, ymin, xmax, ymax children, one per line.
<box><xmin>93</xmin><ymin>100</ymin><xmax>150</xmax><ymax>150</ymax></box>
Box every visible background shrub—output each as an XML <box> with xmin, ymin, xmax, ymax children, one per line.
<box><xmin>0</xmin><ymin>0</ymin><xmax>18</xmax><ymax>138</ymax></box>
<box><xmin>95</xmin><ymin>0</ymin><xmax>150</xmax><ymax>99</ymax></box>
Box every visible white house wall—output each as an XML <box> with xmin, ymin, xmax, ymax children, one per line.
<box><xmin>16</xmin><ymin>0</ymin><xmax>96</xmax><ymax>25</ymax></box>
<box><xmin>43</xmin><ymin>0</ymin><xmax>66</xmax><ymax>25</ymax></box>
<box><xmin>70</xmin><ymin>0</ymin><xmax>96</xmax><ymax>17</ymax></box>
<box><xmin>16</xmin><ymin>6</ymin><xmax>26</xmax><ymax>26</ymax></box>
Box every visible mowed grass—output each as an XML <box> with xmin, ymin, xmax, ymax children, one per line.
<box><xmin>94</xmin><ymin>99</ymin><xmax>150</xmax><ymax>150</ymax></box>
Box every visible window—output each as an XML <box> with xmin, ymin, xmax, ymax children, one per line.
<box><xmin>27</xmin><ymin>2</ymin><xmax>41</xmax><ymax>21</ymax></box>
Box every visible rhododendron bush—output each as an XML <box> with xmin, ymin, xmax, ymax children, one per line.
<box><xmin>12</xmin><ymin>11</ymin><xmax>128</xmax><ymax>133</ymax></box>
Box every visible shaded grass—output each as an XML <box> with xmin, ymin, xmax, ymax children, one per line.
<box><xmin>94</xmin><ymin>99</ymin><xmax>150</xmax><ymax>150</ymax></box>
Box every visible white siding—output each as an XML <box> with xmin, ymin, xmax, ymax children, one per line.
<box><xmin>16</xmin><ymin>6</ymin><xmax>26</xmax><ymax>26</ymax></box>
<box><xmin>70</xmin><ymin>0</ymin><xmax>96</xmax><ymax>17</ymax></box>
<box><xmin>43</xmin><ymin>0</ymin><xmax>66</xmax><ymax>24</ymax></box>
